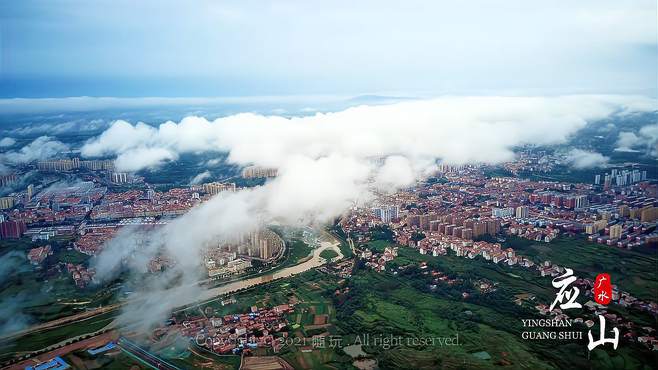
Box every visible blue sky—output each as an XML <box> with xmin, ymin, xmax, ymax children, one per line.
<box><xmin>0</xmin><ymin>0</ymin><xmax>656</xmax><ymax>98</ymax></box>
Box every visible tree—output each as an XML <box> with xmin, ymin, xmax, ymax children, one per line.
<box><xmin>411</xmin><ymin>231</ymin><xmax>426</xmax><ymax>242</ymax></box>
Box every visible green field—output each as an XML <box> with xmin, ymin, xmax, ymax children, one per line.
<box><xmin>337</xmin><ymin>270</ymin><xmax>556</xmax><ymax>369</ymax></box>
<box><xmin>363</xmin><ymin>239</ymin><xmax>391</xmax><ymax>253</ymax></box>
<box><xmin>3</xmin><ymin>230</ymin><xmax>655</xmax><ymax>369</ymax></box>
<box><xmin>61</xmin><ymin>346</ymin><xmax>153</xmax><ymax>370</ymax></box>
<box><xmin>282</xmin><ymin>239</ymin><xmax>315</xmax><ymax>268</ymax></box>
<box><xmin>337</xmin><ymin>252</ymin><xmax>657</xmax><ymax>369</ymax></box>
<box><xmin>54</xmin><ymin>249</ymin><xmax>91</xmax><ymax>265</ymax></box>
<box><xmin>177</xmin><ymin>241</ymin><xmax>658</xmax><ymax>369</ymax></box>
<box><xmin>0</xmin><ymin>267</ymin><xmax>118</xmax><ymax>325</ymax></box>
<box><xmin>0</xmin><ymin>311</ymin><xmax>117</xmax><ymax>363</ymax></box>
<box><xmin>0</xmin><ymin>236</ymin><xmax>118</xmax><ymax>331</ymax></box>
<box><xmin>329</xmin><ymin>226</ymin><xmax>354</xmax><ymax>258</ymax></box>
<box><xmin>334</xmin><ymin>232</ymin><xmax>658</xmax><ymax>369</ymax></box>
<box><xmin>319</xmin><ymin>249</ymin><xmax>339</xmax><ymax>260</ymax></box>
<box><xmin>504</xmin><ymin>235</ymin><xmax>658</xmax><ymax>301</ymax></box>
<box><xmin>167</xmin><ymin>346</ymin><xmax>242</xmax><ymax>369</ymax></box>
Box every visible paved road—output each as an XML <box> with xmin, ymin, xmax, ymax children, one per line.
<box><xmin>0</xmin><ymin>303</ymin><xmax>121</xmax><ymax>342</ymax></box>
<box><xmin>118</xmin><ymin>337</ymin><xmax>182</xmax><ymax>370</ymax></box>
<box><xmin>5</xmin><ymin>331</ymin><xmax>118</xmax><ymax>370</ymax></box>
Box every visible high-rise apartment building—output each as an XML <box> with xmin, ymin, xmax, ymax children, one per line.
<box><xmin>0</xmin><ymin>197</ymin><xmax>15</xmax><ymax>210</ymax></box>
<box><xmin>203</xmin><ymin>182</ymin><xmax>236</xmax><ymax>195</ymax></box>
<box><xmin>515</xmin><ymin>206</ymin><xmax>529</xmax><ymax>219</ymax></box>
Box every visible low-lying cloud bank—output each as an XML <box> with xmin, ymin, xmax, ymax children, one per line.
<box><xmin>88</xmin><ymin>95</ymin><xmax>656</xmax><ymax>329</ymax></box>
<box><xmin>5</xmin><ymin>119</ymin><xmax>109</xmax><ymax>137</ymax></box>
<box><xmin>190</xmin><ymin>170</ymin><xmax>212</xmax><ymax>185</ymax></box>
<box><xmin>0</xmin><ymin>138</ymin><xmax>16</xmax><ymax>147</ymax></box>
<box><xmin>81</xmin><ymin>95</ymin><xmax>656</xmax><ymax>172</ymax></box>
<box><xmin>1</xmin><ymin>136</ymin><xmax>69</xmax><ymax>164</ymax></box>
<box><xmin>615</xmin><ymin>123</ymin><xmax>658</xmax><ymax>156</ymax></box>
<box><xmin>565</xmin><ymin>149</ymin><xmax>610</xmax><ymax>169</ymax></box>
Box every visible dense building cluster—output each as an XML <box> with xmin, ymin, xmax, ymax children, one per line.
<box><xmin>37</xmin><ymin>157</ymin><xmax>115</xmax><ymax>172</ymax></box>
<box><xmin>27</xmin><ymin>245</ymin><xmax>52</xmax><ymax>265</ymax></box>
<box><xmin>342</xmin><ymin>162</ymin><xmax>657</xmax><ymax>350</ymax></box>
<box><xmin>203</xmin><ymin>229</ymin><xmax>285</xmax><ymax>278</ymax></box>
<box><xmin>0</xmin><ymin>161</ymin><xmax>286</xmax><ymax>290</ymax></box>
<box><xmin>157</xmin><ymin>304</ymin><xmax>293</xmax><ymax>355</ymax></box>
<box><xmin>65</xmin><ymin>263</ymin><xmax>96</xmax><ymax>288</ymax></box>
<box><xmin>342</xmin><ymin>165</ymin><xmax>657</xmax><ymax>251</ymax></box>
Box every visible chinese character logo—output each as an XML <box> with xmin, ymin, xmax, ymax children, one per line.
<box><xmin>593</xmin><ymin>273</ymin><xmax>612</xmax><ymax>305</ymax></box>
<box><xmin>547</xmin><ymin>269</ymin><xmax>620</xmax><ymax>352</ymax></box>
<box><xmin>550</xmin><ymin>268</ymin><xmax>582</xmax><ymax>311</ymax></box>
<box><xmin>588</xmin><ymin>315</ymin><xmax>619</xmax><ymax>351</ymax></box>
<box><xmin>588</xmin><ymin>273</ymin><xmax>619</xmax><ymax>351</ymax></box>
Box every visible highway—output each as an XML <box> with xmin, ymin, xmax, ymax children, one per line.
<box><xmin>118</xmin><ymin>337</ymin><xmax>183</xmax><ymax>370</ymax></box>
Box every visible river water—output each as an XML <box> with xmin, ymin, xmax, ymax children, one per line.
<box><xmin>197</xmin><ymin>241</ymin><xmax>343</xmax><ymax>302</ymax></box>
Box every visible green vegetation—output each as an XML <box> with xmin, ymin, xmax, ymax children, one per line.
<box><xmin>338</xmin><ymin>268</ymin><xmax>556</xmax><ymax>369</ymax></box>
<box><xmin>515</xmin><ymin>166</ymin><xmax>599</xmax><ymax>184</ymax></box>
<box><xmin>337</xmin><ymin>249</ymin><xmax>657</xmax><ymax>369</ymax></box>
<box><xmin>167</xmin><ymin>346</ymin><xmax>241</xmax><ymax>369</ymax></box>
<box><xmin>54</xmin><ymin>249</ymin><xmax>90</xmax><ymax>265</ymax></box>
<box><xmin>411</xmin><ymin>231</ymin><xmax>426</xmax><ymax>242</ymax></box>
<box><xmin>233</xmin><ymin>177</ymin><xmax>267</xmax><ymax>188</ymax></box>
<box><xmin>0</xmin><ymin>235</ymin><xmax>107</xmax><ymax>328</ymax></box>
<box><xmin>0</xmin><ymin>237</ymin><xmax>47</xmax><ymax>253</ymax></box>
<box><xmin>0</xmin><ymin>236</ymin><xmax>74</xmax><ymax>259</ymax></box>
<box><xmin>0</xmin><ymin>311</ymin><xmax>116</xmax><ymax>363</ymax></box>
<box><xmin>319</xmin><ymin>249</ymin><xmax>338</xmax><ymax>260</ymax></box>
<box><xmin>136</xmin><ymin>153</ymin><xmax>236</xmax><ymax>186</ymax></box>
<box><xmin>329</xmin><ymin>225</ymin><xmax>354</xmax><ymax>258</ymax></box>
<box><xmin>482</xmin><ymin>166</ymin><xmax>514</xmax><ymax>178</ymax></box>
<box><xmin>334</xmin><ymin>231</ymin><xmax>657</xmax><ymax>369</ymax></box>
<box><xmin>182</xmin><ymin>269</ymin><xmax>348</xmax><ymax>369</ymax></box>
<box><xmin>504</xmin><ymin>235</ymin><xmax>658</xmax><ymax>301</ymax></box>
<box><xmin>363</xmin><ymin>239</ymin><xmax>391</xmax><ymax>253</ymax></box>
<box><xmin>370</xmin><ymin>225</ymin><xmax>395</xmax><ymax>242</ymax></box>
<box><xmin>280</xmin><ymin>239</ymin><xmax>314</xmax><ymax>268</ymax></box>
<box><xmin>4</xmin><ymin>224</ymin><xmax>655</xmax><ymax>369</ymax></box>
<box><xmin>83</xmin><ymin>351</ymin><xmax>145</xmax><ymax>369</ymax></box>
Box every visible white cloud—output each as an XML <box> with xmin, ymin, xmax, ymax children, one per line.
<box><xmin>565</xmin><ymin>149</ymin><xmax>609</xmax><ymax>169</ymax></box>
<box><xmin>7</xmin><ymin>119</ymin><xmax>108</xmax><ymax>136</ymax></box>
<box><xmin>87</xmin><ymin>95</ymin><xmax>658</xmax><ymax>252</ymax></box>
<box><xmin>204</xmin><ymin>158</ymin><xmax>222</xmax><ymax>167</ymax></box>
<box><xmin>88</xmin><ymin>94</ymin><xmax>656</xmax><ymax>330</ymax></box>
<box><xmin>0</xmin><ymin>96</ymin><xmax>341</xmax><ymax>115</ymax></box>
<box><xmin>1</xmin><ymin>136</ymin><xmax>68</xmax><ymax>164</ymax></box>
<box><xmin>615</xmin><ymin>132</ymin><xmax>642</xmax><ymax>152</ymax></box>
<box><xmin>190</xmin><ymin>170</ymin><xmax>211</xmax><ymax>185</ymax></box>
<box><xmin>114</xmin><ymin>147</ymin><xmax>178</xmax><ymax>172</ymax></box>
<box><xmin>264</xmin><ymin>154</ymin><xmax>371</xmax><ymax>224</ymax></box>
<box><xmin>81</xmin><ymin>120</ymin><xmax>158</xmax><ymax>158</ymax></box>
<box><xmin>0</xmin><ymin>137</ymin><xmax>16</xmax><ymax>147</ymax></box>
<box><xmin>374</xmin><ymin>155</ymin><xmax>418</xmax><ymax>190</ymax></box>
<box><xmin>83</xmin><ymin>95</ymin><xmax>655</xmax><ymax>172</ymax></box>
<box><xmin>615</xmin><ymin>123</ymin><xmax>658</xmax><ymax>156</ymax></box>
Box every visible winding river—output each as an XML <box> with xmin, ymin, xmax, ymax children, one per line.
<box><xmin>197</xmin><ymin>240</ymin><xmax>343</xmax><ymax>302</ymax></box>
